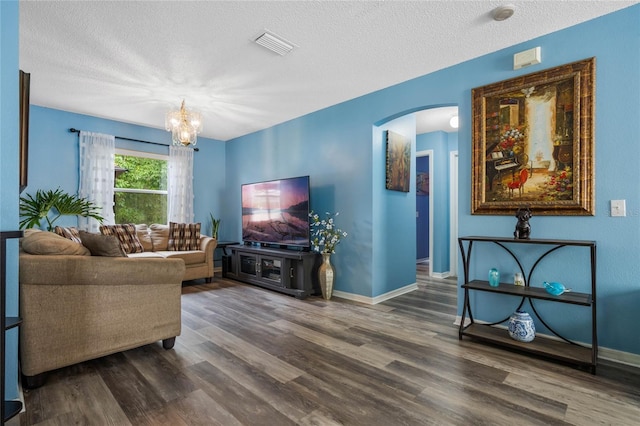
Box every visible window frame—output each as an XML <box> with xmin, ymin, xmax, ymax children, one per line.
<box><xmin>114</xmin><ymin>148</ymin><xmax>169</xmax><ymax>223</ymax></box>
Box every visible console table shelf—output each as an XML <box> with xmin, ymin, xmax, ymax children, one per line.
<box><xmin>1</xmin><ymin>231</ymin><xmax>24</xmax><ymax>423</ymax></box>
<box><xmin>2</xmin><ymin>401</ymin><xmax>21</xmax><ymax>423</ymax></box>
<box><xmin>4</xmin><ymin>317</ymin><xmax>21</xmax><ymax>331</ymax></box>
<box><xmin>462</xmin><ymin>281</ymin><xmax>592</xmax><ymax>306</ymax></box>
<box><xmin>458</xmin><ymin>236</ymin><xmax>597</xmax><ymax>374</ymax></box>
<box><xmin>461</xmin><ymin>324</ymin><xmax>593</xmax><ymax>366</ymax></box>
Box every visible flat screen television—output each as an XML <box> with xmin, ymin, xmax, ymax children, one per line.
<box><xmin>241</xmin><ymin>176</ymin><xmax>310</xmax><ymax>249</ymax></box>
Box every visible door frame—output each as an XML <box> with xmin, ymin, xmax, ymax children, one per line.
<box><xmin>416</xmin><ymin>149</ymin><xmax>434</xmax><ymax>277</ymax></box>
<box><xmin>449</xmin><ymin>150</ymin><xmax>458</xmax><ymax>277</ymax></box>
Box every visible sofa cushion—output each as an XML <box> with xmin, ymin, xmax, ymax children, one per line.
<box><xmin>23</xmin><ymin>228</ymin><xmax>42</xmax><ymax>238</ymax></box>
<box><xmin>54</xmin><ymin>226</ymin><xmax>82</xmax><ymax>244</ymax></box>
<box><xmin>134</xmin><ymin>224</ymin><xmax>154</xmax><ymax>252</ymax></box>
<box><xmin>79</xmin><ymin>231</ymin><xmax>126</xmax><ymax>257</ymax></box>
<box><xmin>100</xmin><ymin>224</ymin><xmax>144</xmax><ymax>254</ymax></box>
<box><xmin>150</xmin><ymin>224</ymin><xmax>170</xmax><ymax>251</ymax></box>
<box><xmin>154</xmin><ymin>250</ymin><xmax>205</xmax><ymax>265</ymax></box>
<box><xmin>126</xmin><ymin>252</ymin><xmax>164</xmax><ymax>259</ymax></box>
<box><xmin>22</xmin><ymin>231</ymin><xmax>91</xmax><ymax>256</ymax></box>
<box><xmin>168</xmin><ymin>222</ymin><xmax>201</xmax><ymax>251</ymax></box>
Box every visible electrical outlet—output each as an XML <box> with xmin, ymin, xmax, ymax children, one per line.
<box><xmin>611</xmin><ymin>200</ymin><xmax>626</xmax><ymax>217</ymax></box>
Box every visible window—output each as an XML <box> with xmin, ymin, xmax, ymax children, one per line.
<box><xmin>114</xmin><ymin>149</ymin><xmax>168</xmax><ymax>224</ymax></box>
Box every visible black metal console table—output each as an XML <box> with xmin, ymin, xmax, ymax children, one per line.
<box><xmin>1</xmin><ymin>231</ymin><xmax>23</xmax><ymax>423</ymax></box>
<box><xmin>458</xmin><ymin>236</ymin><xmax>597</xmax><ymax>374</ymax></box>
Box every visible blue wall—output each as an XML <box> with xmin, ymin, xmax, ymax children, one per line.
<box><xmin>25</xmin><ymin>106</ymin><xmax>226</xmax><ymax>232</ymax></box>
<box><xmin>454</xmin><ymin>8</ymin><xmax>640</xmax><ymax>355</ymax></box>
<box><xmin>225</xmin><ymin>102</ymin><xmax>378</xmax><ymax>297</ymax></box>
<box><xmin>0</xmin><ymin>0</ymin><xmax>20</xmax><ymax>400</ymax></box>
<box><xmin>373</xmin><ymin>114</ymin><xmax>417</xmax><ymax>297</ymax></box>
<box><xmin>224</xmin><ymin>6</ymin><xmax>640</xmax><ymax>355</ymax></box>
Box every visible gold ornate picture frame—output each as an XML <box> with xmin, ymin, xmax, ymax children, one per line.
<box><xmin>471</xmin><ymin>58</ymin><xmax>595</xmax><ymax>215</ymax></box>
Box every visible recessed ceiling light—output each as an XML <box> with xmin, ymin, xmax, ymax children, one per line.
<box><xmin>493</xmin><ymin>4</ymin><xmax>515</xmax><ymax>21</ymax></box>
<box><xmin>450</xmin><ymin>116</ymin><xmax>459</xmax><ymax>129</ymax></box>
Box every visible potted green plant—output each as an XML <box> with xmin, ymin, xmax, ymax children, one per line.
<box><xmin>209</xmin><ymin>213</ymin><xmax>220</xmax><ymax>239</ymax></box>
<box><xmin>19</xmin><ymin>188</ymin><xmax>104</xmax><ymax>231</ymax></box>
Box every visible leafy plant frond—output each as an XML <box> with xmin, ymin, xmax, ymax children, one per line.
<box><xmin>209</xmin><ymin>213</ymin><xmax>221</xmax><ymax>239</ymax></box>
<box><xmin>19</xmin><ymin>188</ymin><xmax>104</xmax><ymax>231</ymax></box>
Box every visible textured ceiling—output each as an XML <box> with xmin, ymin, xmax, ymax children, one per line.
<box><xmin>19</xmin><ymin>1</ymin><xmax>638</xmax><ymax>141</ymax></box>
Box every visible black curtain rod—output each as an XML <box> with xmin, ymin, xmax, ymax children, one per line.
<box><xmin>69</xmin><ymin>128</ymin><xmax>199</xmax><ymax>152</ymax></box>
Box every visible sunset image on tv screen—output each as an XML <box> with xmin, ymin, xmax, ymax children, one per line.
<box><xmin>242</xmin><ymin>176</ymin><xmax>310</xmax><ymax>247</ymax></box>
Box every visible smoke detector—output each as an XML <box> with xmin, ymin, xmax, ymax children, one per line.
<box><xmin>493</xmin><ymin>4</ymin><xmax>515</xmax><ymax>21</ymax></box>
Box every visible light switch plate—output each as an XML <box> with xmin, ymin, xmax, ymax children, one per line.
<box><xmin>611</xmin><ymin>200</ymin><xmax>626</xmax><ymax>217</ymax></box>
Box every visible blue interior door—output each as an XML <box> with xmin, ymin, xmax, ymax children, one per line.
<box><xmin>416</xmin><ymin>155</ymin><xmax>429</xmax><ymax>261</ymax></box>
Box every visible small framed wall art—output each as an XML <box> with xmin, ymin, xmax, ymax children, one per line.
<box><xmin>385</xmin><ymin>130</ymin><xmax>411</xmax><ymax>193</ymax></box>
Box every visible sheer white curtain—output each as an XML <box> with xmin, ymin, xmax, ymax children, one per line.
<box><xmin>168</xmin><ymin>145</ymin><xmax>194</xmax><ymax>223</ymax></box>
<box><xmin>78</xmin><ymin>131</ymin><xmax>115</xmax><ymax>232</ymax></box>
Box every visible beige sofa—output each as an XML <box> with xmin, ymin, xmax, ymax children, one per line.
<box><xmin>53</xmin><ymin>223</ymin><xmax>217</xmax><ymax>282</ymax></box>
<box><xmin>19</xmin><ymin>232</ymin><xmax>185</xmax><ymax>388</ymax></box>
<box><xmin>129</xmin><ymin>224</ymin><xmax>217</xmax><ymax>283</ymax></box>
<box><xmin>17</xmin><ymin>225</ymin><xmax>215</xmax><ymax>388</ymax></box>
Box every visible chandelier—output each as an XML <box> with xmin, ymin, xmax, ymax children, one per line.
<box><xmin>165</xmin><ymin>100</ymin><xmax>203</xmax><ymax>147</ymax></box>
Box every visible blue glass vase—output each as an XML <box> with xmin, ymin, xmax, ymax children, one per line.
<box><xmin>488</xmin><ymin>268</ymin><xmax>500</xmax><ymax>287</ymax></box>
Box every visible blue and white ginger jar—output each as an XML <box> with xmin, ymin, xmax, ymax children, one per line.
<box><xmin>508</xmin><ymin>310</ymin><xmax>535</xmax><ymax>342</ymax></box>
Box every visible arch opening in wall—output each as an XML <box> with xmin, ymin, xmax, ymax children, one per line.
<box><xmin>374</xmin><ymin>104</ymin><xmax>459</xmax><ymax>283</ymax></box>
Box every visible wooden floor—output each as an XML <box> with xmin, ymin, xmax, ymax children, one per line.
<box><xmin>12</xmin><ymin>268</ymin><xmax>640</xmax><ymax>425</ymax></box>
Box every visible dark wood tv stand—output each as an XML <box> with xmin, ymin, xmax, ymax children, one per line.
<box><xmin>222</xmin><ymin>244</ymin><xmax>320</xmax><ymax>299</ymax></box>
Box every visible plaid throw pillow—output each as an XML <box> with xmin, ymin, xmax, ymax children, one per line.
<box><xmin>99</xmin><ymin>223</ymin><xmax>144</xmax><ymax>254</ymax></box>
<box><xmin>54</xmin><ymin>226</ymin><xmax>82</xmax><ymax>244</ymax></box>
<box><xmin>167</xmin><ymin>222</ymin><xmax>201</xmax><ymax>251</ymax></box>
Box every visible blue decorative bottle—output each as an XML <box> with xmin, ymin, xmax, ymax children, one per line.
<box><xmin>488</xmin><ymin>268</ymin><xmax>500</xmax><ymax>287</ymax></box>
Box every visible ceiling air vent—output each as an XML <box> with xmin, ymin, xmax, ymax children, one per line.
<box><xmin>254</xmin><ymin>31</ymin><xmax>295</xmax><ymax>56</ymax></box>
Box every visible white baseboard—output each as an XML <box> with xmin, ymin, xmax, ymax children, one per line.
<box><xmin>14</xmin><ymin>377</ymin><xmax>26</xmax><ymax>416</ymax></box>
<box><xmin>598</xmin><ymin>346</ymin><xmax>640</xmax><ymax>367</ymax></box>
<box><xmin>453</xmin><ymin>315</ymin><xmax>640</xmax><ymax>368</ymax></box>
<box><xmin>431</xmin><ymin>271</ymin><xmax>450</xmax><ymax>279</ymax></box>
<box><xmin>453</xmin><ymin>315</ymin><xmax>470</xmax><ymax>327</ymax></box>
<box><xmin>333</xmin><ymin>282</ymin><xmax>418</xmax><ymax>305</ymax></box>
